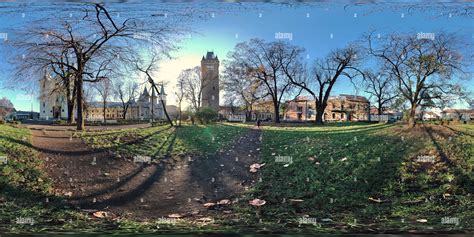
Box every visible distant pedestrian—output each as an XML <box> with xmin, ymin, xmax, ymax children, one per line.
<box><xmin>256</xmin><ymin>118</ymin><xmax>261</xmax><ymax>129</ymax></box>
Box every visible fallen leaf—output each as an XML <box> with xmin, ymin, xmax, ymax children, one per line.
<box><xmin>203</xmin><ymin>202</ymin><xmax>216</xmax><ymax>208</ymax></box>
<box><xmin>168</xmin><ymin>213</ymin><xmax>183</xmax><ymax>218</ymax></box>
<box><xmin>249</xmin><ymin>198</ymin><xmax>266</xmax><ymax>207</ymax></box>
<box><xmin>368</xmin><ymin>197</ymin><xmax>389</xmax><ymax>203</ymax></box>
<box><xmin>218</xmin><ymin>199</ymin><xmax>231</xmax><ymax>205</ymax></box>
<box><xmin>289</xmin><ymin>199</ymin><xmax>304</xmax><ymax>202</ymax></box>
<box><xmin>417</xmin><ymin>219</ymin><xmax>428</xmax><ymax>223</ymax></box>
<box><xmin>92</xmin><ymin>211</ymin><xmax>116</xmax><ymax>219</ymax></box>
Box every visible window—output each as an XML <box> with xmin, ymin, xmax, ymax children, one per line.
<box><xmin>212</xmin><ymin>95</ymin><xmax>215</xmax><ymax>100</ymax></box>
<box><xmin>341</xmin><ymin>105</ymin><xmax>344</xmax><ymax>110</ymax></box>
<box><xmin>332</xmin><ymin>113</ymin><xmax>335</xmax><ymax>119</ymax></box>
<box><xmin>43</xmin><ymin>102</ymin><xmax>45</xmax><ymax>107</ymax></box>
<box><xmin>213</xmin><ymin>86</ymin><xmax>215</xmax><ymax>90</ymax></box>
<box><xmin>297</xmin><ymin>106</ymin><xmax>303</xmax><ymax>112</ymax></box>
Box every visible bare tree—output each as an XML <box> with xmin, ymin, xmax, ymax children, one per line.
<box><xmin>222</xmin><ymin>59</ymin><xmax>266</xmax><ymax>121</ymax></box>
<box><xmin>135</xmin><ymin>54</ymin><xmax>173</xmax><ymax>126</ymax></box>
<box><xmin>11</xmin><ymin>3</ymin><xmax>183</xmax><ymax>130</ymax></box>
<box><xmin>48</xmin><ymin>49</ymin><xmax>77</xmax><ymax>124</ymax></box>
<box><xmin>227</xmin><ymin>39</ymin><xmax>297</xmax><ymax>123</ymax></box>
<box><xmin>362</xmin><ymin>70</ymin><xmax>397</xmax><ymax>115</ymax></box>
<box><xmin>94</xmin><ymin>78</ymin><xmax>112</xmax><ymax>124</ymax></box>
<box><xmin>114</xmin><ymin>80</ymin><xmax>138</xmax><ymax>120</ymax></box>
<box><xmin>178</xmin><ymin>66</ymin><xmax>205</xmax><ymax>113</ymax></box>
<box><xmin>175</xmin><ymin>76</ymin><xmax>186</xmax><ymax>126</ymax></box>
<box><xmin>282</xmin><ymin>44</ymin><xmax>363</xmax><ymax>125</ymax></box>
<box><xmin>367</xmin><ymin>32</ymin><xmax>466</xmax><ymax>128</ymax></box>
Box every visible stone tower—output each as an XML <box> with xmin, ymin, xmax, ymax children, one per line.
<box><xmin>201</xmin><ymin>51</ymin><xmax>219</xmax><ymax>111</ymax></box>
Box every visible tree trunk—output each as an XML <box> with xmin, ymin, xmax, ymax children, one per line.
<box><xmin>67</xmin><ymin>102</ymin><xmax>75</xmax><ymax>124</ymax></box>
<box><xmin>377</xmin><ymin>101</ymin><xmax>383</xmax><ymax>115</ymax></box>
<box><xmin>407</xmin><ymin>104</ymin><xmax>417</xmax><ymax>128</ymax></box>
<box><xmin>315</xmin><ymin>108</ymin><xmax>324</xmax><ymax>125</ymax></box>
<box><xmin>103</xmin><ymin>101</ymin><xmax>106</xmax><ymax>125</ymax></box>
<box><xmin>76</xmin><ymin>77</ymin><xmax>85</xmax><ymax>130</ymax></box>
<box><xmin>273</xmin><ymin>101</ymin><xmax>280</xmax><ymax>123</ymax></box>
<box><xmin>178</xmin><ymin>108</ymin><xmax>182</xmax><ymax>126</ymax></box>
<box><xmin>315</xmin><ymin>101</ymin><xmax>325</xmax><ymax>125</ymax></box>
<box><xmin>66</xmin><ymin>84</ymin><xmax>75</xmax><ymax>124</ymax></box>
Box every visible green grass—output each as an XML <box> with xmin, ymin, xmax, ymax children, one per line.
<box><xmin>78</xmin><ymin>123</ymin><xmax>248</xmax><ymax>160</ymax></box>
<box><xmin>1</xmin><ymin>122</ymin><xmax>472</xmax><ymax>234</ymax></box>
<box><xmin>0</xmin><ymin>124</ymin><xmax>50</xmax><ymax>195</ymax></box>
<box><xmin>243</xmin><ymin>123</ymin><xmax>474</xmax><ymax>231</ymax></box>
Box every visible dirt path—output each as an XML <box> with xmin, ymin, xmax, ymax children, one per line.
<box><xmin>27</xmin><ymin>124</ymin><xmax>262</xmax><ymax>220</ymax></box>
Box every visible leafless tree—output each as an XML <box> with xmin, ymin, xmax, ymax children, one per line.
<box><xmin>135</xmin><ymin>53</ymin><xmax>173</xmax><ymax>126</ymax></box>
<box><xmin>222</xmin><ymin>59</ymin><xmax>266</xmax><ymax>121</ymax></box>
<box><xmin>282</xmin><ymin>44</ymin><xmax>363</xmax><ymax>125</ymax></box>
<box><xmin>114</xmin><ymin>80</ymin><xmax>139</xmax><ymax>120</ymax></box>
<box><xmin>175</xmin><ymin>76</ymin><xmax>186</xmax><ymax>126</ymax></box>
<box><xmin>94</xmin><ymin>78</ymin><xmax>112</xmax><ymax>124</ymax></box>
<box><xmin>366</xmin><ymin>32</ymin><xmax>466</xmax><ymax>128</ymax></box>
<box><xmin>362</xmin><ymin>70</ymin><xmax>397</xmax><ymax>115</ymax></box>
<box><xmin>178</xmin><ymin>66</ymin><xmax>205</xmax><ymax>113</ymax></box>
<box><xmin>11</xmin><ymin>3</ymin><xmax>183</xmax><ymax>130</ymax></box>
<box><xmin>227</xmin><ymin>39</ymin><xmax>298</xmax><ymax>123</ymax></box>
<box><xmin>48</xmin><ymin>49</ymin><xmax>77</xmax><ymax>124</ymax></box>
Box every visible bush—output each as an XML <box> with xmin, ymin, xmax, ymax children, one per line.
<box><xmin>52</xmin><ymin>120</ymin><xmax>67</xmax><ymax>125</ymax></box>
<box><xmin>195</xmin><ymin>107</ymin><xmax>218</xmax><ymax>124</ymax></box>
<box><xmin>0</xmin><ymin>120</ymin><xmax>4</xmax><ymax>124</ymax></box>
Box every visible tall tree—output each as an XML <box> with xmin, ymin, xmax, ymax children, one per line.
<box><xmin>227</xmin><ymin>39</ymin><xmax>297</xmax><ymax>123</ymax></box>
<box><xmin>282</xmin><ymin>44</ymin><xmax>363</xmax><ymax>125</ymax></box>
<box><xmin>12</xmin><ymin>3</ymin><xmax>183</xmax><ymax>130</ymax></box>
<box><xmin>367</xmin><ymin>32</ymin><xmax>465</xmax><ymax>128</ymax></box>
<box><xmin>94</xmin><ymin>78</ymin><xmax>112</xmax><ymax>124</ymax></box>
<box><xmin>178</xmin><ymin>66</ymin><xmax>205</xmax><ymax>113</ymax></box>
<box><xmin>113</xmin><ymin>80</ymin><xmax>138</xmax><ymax>120</ymax></box>
<box><xmin>175</xmin><ymin>76</ymin><xmax>186</xmax><ymax>126</ymax></box>
<box><xmin>362</xmin><ymin>70</ymin><xmax>397</xmax><ymax>115</ymax></box>
<box><xmin>135</xmin><ymin>53</ymin><xmax>173</xmax><ymax>126</ymax></box>
<box><xmin>222</xmin><ymin>59</ymin><xmax>266</xmax><ymax>121</ymax></box>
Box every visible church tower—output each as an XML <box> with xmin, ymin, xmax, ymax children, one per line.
<box><xmin>201</xmin><ymin>51</ymin><xmax>219</xmax><ymax>111</ymax></box>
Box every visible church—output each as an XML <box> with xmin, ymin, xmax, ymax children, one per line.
<box><xmin>39</xmin><ymin>73</ymin><xmax>167</xmax><ymax>121</ymax></box>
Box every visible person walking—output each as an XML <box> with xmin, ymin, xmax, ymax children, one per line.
<box><xmin>256</xmin><ymin>118</ymin><xmax>261</xmax><ymax>129</ymax></box>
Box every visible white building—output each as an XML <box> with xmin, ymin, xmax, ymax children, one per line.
<box><xmin>39</xmin><ymin>73</ymin><xmax>167</xmax><ymax>121</ymax></box>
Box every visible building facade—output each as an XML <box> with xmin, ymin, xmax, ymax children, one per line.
<box><xmin>39</xmin><ymin>73</ymin><xmax>167</xmax><ymax>121</ymax></box>
<box><xmin>39</xmin><ymin>73</ymin><xmax>70</xmax><ymax>120</ymax></box>
<box><xmin>284</xmin><ymin>95</ymin><xmax>370</xmax><ymax>122</ymax></box>
<box><xmin>201</xmin><ymin>51</ymin><xmax>220</xmax><ymax>111</ymax></box>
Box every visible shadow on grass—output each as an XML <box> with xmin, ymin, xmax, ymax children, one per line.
<box><xmin>80</xmin><ymin>133</ymin><xmax>178</xmax><ymax>208</ymax></box>
<box><xmin>255</xmin><ymin>125</ymin><xmax>420</xmax><ymax>220</ymax></box>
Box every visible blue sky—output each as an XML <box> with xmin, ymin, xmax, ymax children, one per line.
<box><xmin>0</xmin><ymin>1</ymin><xmax>472</xmax><ymax>111</ymax></box>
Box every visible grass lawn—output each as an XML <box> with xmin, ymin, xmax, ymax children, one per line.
<box><xmin>1</xmin><ymin>122</ymin><xmax>472</xmax><ymax>234</ymax></box>
<box><xmin>241</xmin><ymin>123</ymin><xmax>473</xmax><ymax>232</ymax></box>
<box><xmin>77</xmin><ymin>123</ymin><xmax>248</xmax><ymax>160</ymax></box>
